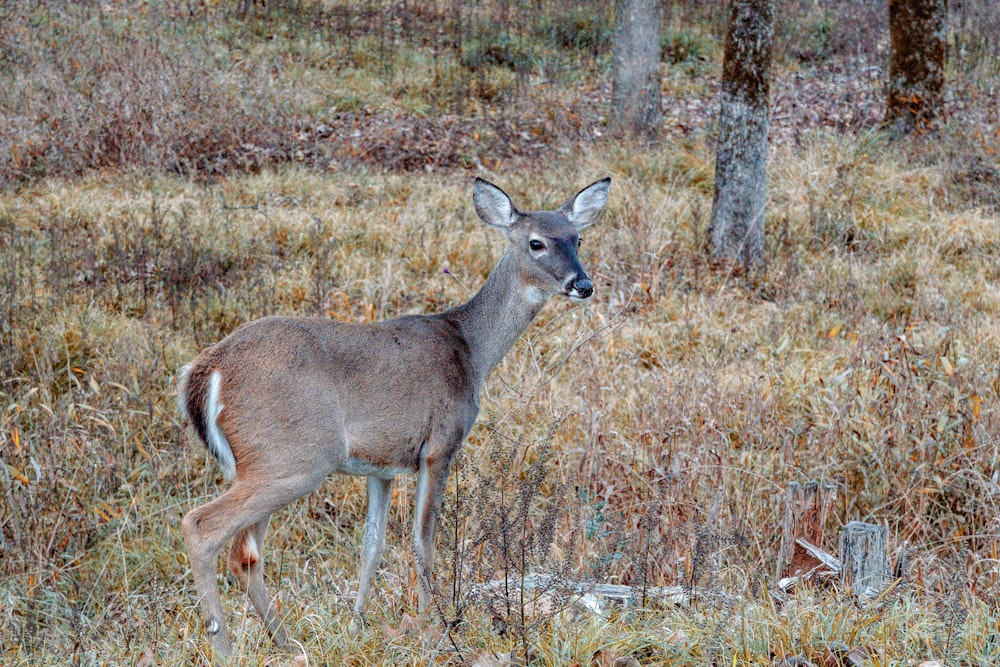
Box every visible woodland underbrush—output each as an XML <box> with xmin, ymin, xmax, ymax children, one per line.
<box><xmin>2</xmin><ymin>131</ymin><xmax>998</xmax><ymax>664</ymax></box>
<box><xmin>1</xmin><ymin>1</ymin><xmax>999</xmax><ymax>665</ymax></box>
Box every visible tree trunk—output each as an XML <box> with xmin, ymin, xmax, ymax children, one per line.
<box><xmin>611</xmin><ymin>0</ymin><xmax>662</xmax><ymax>140</ymax></box>
<box><xmin>886</xmin><ymin>0</ymin><xmax>947</xmax><ymax>134</ymax></box>
<box><xmin>709</xmin><ymin>0</ymin><xmax>774</xmax><ymax>269</ymax></box>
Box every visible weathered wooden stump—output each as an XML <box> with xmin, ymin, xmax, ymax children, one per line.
<box><xmin>778</xmin><ymin>480</ymin><xmax>838</xmax><ymax>580</ymax></box>
<box><xmin>839</xmin><ymin>521</ymin><xmax>891</xmax><ymax>598</ymax></box>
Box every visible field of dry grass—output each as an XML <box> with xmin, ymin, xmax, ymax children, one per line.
<box><xmin>2</xmin><ymin>1</ymin><xmax>999</xmax><ymax>666</ymax></box>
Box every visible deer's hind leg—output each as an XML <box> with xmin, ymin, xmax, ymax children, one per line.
<box><xmin>228</xmin><ymin>516</ymin><xmax>289</xmax><ymax>648</ymax></box>
<box><xmin>346</xmin><ymin>476</ymin><xmax>393</xmax><ymax>637</ymax></box>
<box><xmin>183</xmin><ymin>485</ymin><xmax>257</xmax><ymax>659</ymax></box>
<box><xmin>183</xmin><ymin>468</ymin><xmax>330</xmax><ymax>660</ymax></box>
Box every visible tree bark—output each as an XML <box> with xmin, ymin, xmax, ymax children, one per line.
<box><xmin>839</xmin><ymin>521</ymin><xmax>891</xmax><ymax>598</ymax></box>
<box><xmin>611</xmin><ymin>0</ymin><xmax>662</xmax><ymax>140</ymax></box>
<box><xmin>886</xmin><ymin>0</ymin><xmax>948</xmax><ymax>134</ymax></box>
<box><xmin>709</xmin><ymin>0</ymin><xmax>774</xmax><ymax>269</ymax></box>
<box><xmin>778</xmin><ymin>481</ymin><xmax>838</xmax><ymax>579</ymax></box>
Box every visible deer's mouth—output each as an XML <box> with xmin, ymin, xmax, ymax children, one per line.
<box><xmin>564</xmin><ymin>275</ymin><xmax>594</xmax><ymax>301</ymax></box>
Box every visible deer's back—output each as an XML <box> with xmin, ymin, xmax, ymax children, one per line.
<box><xmin>192</xmin><ymin>315</ymin><xmax>479</xmax><ymax>474</ymax></box>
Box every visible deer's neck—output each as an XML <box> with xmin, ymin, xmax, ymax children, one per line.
<box><xmin>445</xmin><ymin>250</ymin><xmax>547</xmax><ymax>386</ymax></box>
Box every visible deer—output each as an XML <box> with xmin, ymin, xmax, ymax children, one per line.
<box><xmin>177</xmin><ymin>176</ymin><xmax>611</xmax><ymax>660</ymax></box>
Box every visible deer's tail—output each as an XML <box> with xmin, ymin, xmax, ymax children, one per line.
<box><xmin>178</xmin><ymin>362</ymin><xmax>236</xmax><ymax>482</ymax></box>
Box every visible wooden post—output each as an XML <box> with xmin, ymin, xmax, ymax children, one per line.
<box><xmin>839</xmin><ymin>521</ymin><xmax>891</xmax><ymax>598</ymax></box>
<box><xmin>778</xmin><ymin>480</ymin><xmax>837</xmax><ymax>579</ymax></box>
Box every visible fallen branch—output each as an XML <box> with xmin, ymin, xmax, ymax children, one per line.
<box><xmin>470</xmin><ymin>572</ymin><xmax>737</xmax><ymax>617</ymax></box>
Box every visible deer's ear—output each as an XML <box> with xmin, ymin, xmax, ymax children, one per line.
<box><xmin>473</xmin><ymin>178</ymin><xmax>519</xmax><ymax>233</ymax></box>
<box><xmin>560</xmin><ymin>177</ymin><xmax>611</xmax><ymax>231</ymax></box>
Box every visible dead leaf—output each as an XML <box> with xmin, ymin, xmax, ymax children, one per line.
<box><xmin>824</xmin><ymin>643</ymin><xmax>873</xmax><ymax>667</ymax></box>
<box><xmin>775</xmin><ymin>657</ymin><xmax>817</xmax><ymax>667</ymax></box>
<box><xmin>591</xmin><ymin>649</ymin><xmax>613</xmax><ymax>667</ymax></box>
<box><xmin>398</xmin><ymin>612</ymin><xmax>421</xmax><ymax>633</ymax></box>
<box><xmin>265</xmin><ymin>653</ymin><xmax>308</xmax><ymax>667</ymax></box>
<box><xmin>823</xmin><ymin>641</ymin><xmax>850</xmax><ymax>666</ymax></box>
<box><xmin>613</xmin><ymin>657</ymin><xmax>641</xmax><ymax>667</ymax></box>
<box><xmin>941</xmin><ymin>356</ymin><xmax>954</xmax><ymax>376</ymax></box>
<box><xmin>665</xmin><ymin>627</ymin><xmax>687</xmax><ymax>644</ymax></box>
<box><xmin>379</xmin><ymin>618</ymin><xmax>403</xmax><ymax>640</ymax></box>
<box><xmin>395</xmin><ymin>612</ymin><xmax>442</xmax><ymax>643</ymax></box>
<box><xmin>135</xmin><ymin>647</ymin><xmax>155</xmax><ymax>667</ymax></box>
<box><xmin>471</xmin><ymin>651</ymin><xmax>512</xmax><ymax>667</ymax></box>
<box><xmin>845</xmin><ymin>646</ymin><xmax>872</xmax><ymax>666</ymax></box>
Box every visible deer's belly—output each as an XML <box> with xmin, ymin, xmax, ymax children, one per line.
<box><xmin>336</xmin><ymin>456</ymin><xmax>415</xmax><ymax>479</ymax></box>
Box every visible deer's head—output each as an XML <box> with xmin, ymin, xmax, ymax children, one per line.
<box><xmin>473</xmin><ymin>177</ymin><xmax>611</xmax><ymax>303</ymax></box>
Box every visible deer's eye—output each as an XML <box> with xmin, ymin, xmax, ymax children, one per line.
<box><xmin>529</xmin><ymin>239</ymin><xmax>546</xmax><ymax>251</ymax></box>
<box><xmin>577</xmin><ymin>238</ymin><xmax>582</xmax><ymax>248</ymax></box>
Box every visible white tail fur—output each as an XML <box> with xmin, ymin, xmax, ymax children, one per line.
<box><xmin>204</xmin><ymin>371</ymin><xmax>236</xmax><ymax>482</ymax></box>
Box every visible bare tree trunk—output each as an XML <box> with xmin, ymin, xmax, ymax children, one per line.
<box><xmin>886</xmin><ymin>0</ymin><xmax>948</xmax><ymax>134</ymax></box>
<box><xmin>709</xmin><ymin>0</ymin><xmax>774</xmax><ymax>269</ymax></box>
<box><xmin>611</xmin><ymin>0</ymin><xmax>662</xmax><ymax>140</ymax></box>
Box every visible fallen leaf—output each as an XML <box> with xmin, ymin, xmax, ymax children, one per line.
<box><xmin>664</xmin><ymin>627</ymin><xmax>686</xmax><ymax>644</ymax></box>
<box><xmin>941</xmin><ymin>356</ymin><xmax>954</xmax><ymax>376</ymax></box>
<box><xmin>379</xmin><ymin>618</ymin><xmax>403</xmax><ymax>640</ymax></box>
<box><xmin>591</xmin><ymin>649</ymin><xmax>613</xmax><ymax>667</ymax></box>
<box><xmin>398</xmin><ymin>612</ymin><xmax>422</xmax><ymax>633</ymax></box>
<box><xmin>824</xmin><ymin>643</ymin><xmax>874</xmax><ymax>667</ymax></box>
<box><xmin>264</xmin><ymin>653</ymin><xmax>308</xmax><ymax>667</ymax></box>
<box><xmin>396</xmin><ymin>612</ymin><xmax>442</xmax><ymax>643</ymax></box>
<box><xmin>775</xmin><ymin>657</ymin><xmax>817</xmax><ymax>667</ymax></box>
<box><xmin>823</xmin><ymin>641</ymin><xmax>850</xmax><ymax>666</ymax></box>
<box><xmin>845</xmin><ymin>646</ymin><xmax>872</xmax><ymax>666</ymax></box>
<box><xmin>472</xmin><ymin>651</ymin><xmax>512</xmax><ymax>667</ymax></box>
<box><xmin>613</xmin><ymin>657</ymin><xmax>641</xmax><ymax>667</ymax></box>
<box><xmin>135</xmin><ymin>647</ymin><xmax>155</xmax><ymax>667</ymax></box>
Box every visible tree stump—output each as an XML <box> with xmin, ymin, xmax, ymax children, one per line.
<box><xmin>839</xmin><ymin>521</ymin><xmax>891</xmax><ymax>598</ymax></box>
<box><xmin>778</xmin><ymin>480</ymin><xmax>838</xmax><ymax>579</ymax></box>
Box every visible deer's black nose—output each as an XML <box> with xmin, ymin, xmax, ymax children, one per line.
<box><xmin>572</xmin><ymin>276</ymin><xmax>594</xmax><ymax>299</ymax></box>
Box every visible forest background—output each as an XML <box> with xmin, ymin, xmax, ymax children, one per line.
<box><xmin>1</xmin><ymin>1</ymin><xmax>999</xmax><ymax>665</ymax></box>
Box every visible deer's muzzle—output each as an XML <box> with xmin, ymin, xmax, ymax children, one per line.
<box><xmin>568</xmin><ymin>275</ymin><xmax>594</xmax><ymax>300</ymax></box>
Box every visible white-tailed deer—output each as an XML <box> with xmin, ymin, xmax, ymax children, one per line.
<box><xmin>177</xmin><ymin>176</ymin><xmax>611</xmax><ymax>659</ymax></box>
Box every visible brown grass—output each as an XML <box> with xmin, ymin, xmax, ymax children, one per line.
<box><xmin>2</xmin><ymin>1</ymin><xmax>999</xmax><ymax>665</ymax></box>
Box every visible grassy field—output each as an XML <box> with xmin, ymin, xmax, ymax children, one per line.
<box><xmin>2</xmin><ymin>1</ymin><xmax>999</xmax><ymax>665</ymax></box>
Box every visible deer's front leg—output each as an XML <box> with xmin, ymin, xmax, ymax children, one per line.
<box><xmin>412</xmin><ymin>455</ymin><xmax>452</xmax><ymax>611</ymax></box>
